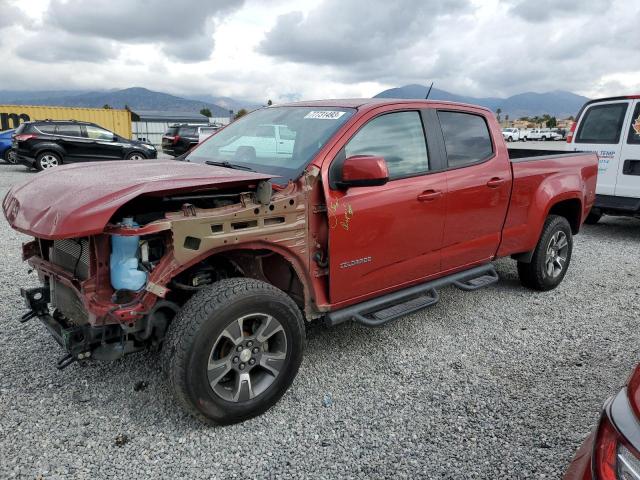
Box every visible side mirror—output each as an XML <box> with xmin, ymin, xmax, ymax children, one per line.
<box><xmin>112</xmin><ymin>134</ymin><xmax>119</xmax><ymax>142</ymax></box>
<box><xmin>338</xmin><ymin>155</ymin><xmax>389</xmax><ymax>188</ymax></box>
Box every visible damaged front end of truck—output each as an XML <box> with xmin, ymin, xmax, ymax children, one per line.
<box><xmin>5</xmin><ymin>160</ymin><xmax>316</xmax><ymax>369</ymax></box>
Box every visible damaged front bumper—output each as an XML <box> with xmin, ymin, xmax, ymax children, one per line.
<box><xmin>20</xmin><ymin>286</ymin><xmax>145</xmax><ymax>369</ymax></box>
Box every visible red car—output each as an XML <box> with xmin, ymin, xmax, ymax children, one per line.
<box><xmin>4</xmin><ymin>99</ymin><xmax>598</xmax><ymax>424</ymax></box>
<box><xmin>565</xmin><ymin>364</ymin><xmax>640</xmax><ymax>480</ymax></box>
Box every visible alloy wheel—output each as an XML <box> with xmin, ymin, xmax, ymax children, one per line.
<box><xmin>39</xmin><ymin>154</ymin><xmax>59</xmax><ymax>169</ymax></box>
<box><xmin>207</xmin><ymin>313</ymin><xmax>287</xmax><ymax>403</ymax></box>
<box><xmin>544</xmin><ymin>231</ymin><xmax>569</xmax><ymax>278</ymax></box>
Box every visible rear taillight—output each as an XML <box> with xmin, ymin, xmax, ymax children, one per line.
<box><xmin>566</xmin><ymin>121</ymin><xmax>577</xmax><ymax>143</ymax></box>
<box><xmin>172</xmin><ymin>135</ymin><xmax>181</xmax><ymax>145</ymax></box>
<box><xmin>14</xmin><ymin>134</ymin><xmax>36</xmax><ymax>141</ymax></box>
<box><xmin>593</xmin><ymin>415</ymin><xmax>640</xmax><ymax>480</ymax></box>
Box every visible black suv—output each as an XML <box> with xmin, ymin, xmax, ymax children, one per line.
<box><xmin>13</xmin><ymin>120</ymin><xmax>157</xmax><ymax>171</ymax></box>
<box><xmin>162</xmin><ymin>124</ymin><xmax>219</xmax><ymax>157</ymax></box>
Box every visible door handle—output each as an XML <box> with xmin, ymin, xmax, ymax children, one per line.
<box><xmin>486</xmin><ymin>177</ymin><xmax>505</xmax><ymax>188</ymax></box>
<box><xmin>417</xmin><ymin>190</ymin><xmax>442</xmax><ymax>202</ymax></box>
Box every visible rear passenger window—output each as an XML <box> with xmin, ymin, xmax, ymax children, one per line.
<box><xmin>345</xmin><ymin>111</ymin><xmax>429</xmax><ymax>179</ymax></box>
<box><xmin>627</xmin><ymin>103</ymin><xmax>640</xmax><ymax>145</ymax></box>
<box><xmin>56</xmin><ymin>124</ymin><xmax>82</xmax><ymax>137</ymax></box>
<box><xmin>438</xmin><ymin>111</ymin><xmax>493</xmax><ymax>168</ymax></box>
<box><xmin>180</xmin><ymin>127</ymin><xmax>197</xmax><ymax>136</ymax></box>
<box><xmin>36</xmin><ymin>124</ymin><xmax>56</xmax><ymax>134</ymax></box>
<box><xmin>576</xmin><ymin>103</ymin><xmax>628</xmax><ymax>144</ymax></box>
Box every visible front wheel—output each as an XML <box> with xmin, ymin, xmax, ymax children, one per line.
<box><xmin>3</xmin><ymin>149</ymin><xmax>16</xmax><ymax>164</ymax></box>
<box><xmin>517</xmin><ymin>215</ymin><xmax>573</xmax><ymax>291</ymax></box>
<box><xmin>126</xmin><ymin>151</ymin><xmax>146</xmax><ymax>160</ymax></box>
<box><xmin>163</xmin><ymin>278</ymin><xmax>305</xmax><ymax>425</ymax></box>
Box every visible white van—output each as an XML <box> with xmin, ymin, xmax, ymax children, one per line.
<box><xmin>567</xmin><ymin>95</ymin><xmax>640</xmax><ymax>223</ymax></box>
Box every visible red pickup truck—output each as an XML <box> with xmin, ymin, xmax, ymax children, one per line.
<box><xmin>3</xmin><ymin>99</ymin><xmax>598</xmax><ymax>424</ymax></box>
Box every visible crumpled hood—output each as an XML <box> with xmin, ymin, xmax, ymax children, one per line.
<box><xmin>3</xmin><ymin>160</ymin><xmax>272</xmax><ymax>239</ymax></box>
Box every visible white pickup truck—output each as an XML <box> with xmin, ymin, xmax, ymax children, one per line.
<box><xmin>501</xmin><ymin>128</ymin><xmax>522</xmax><ymax>142</ymax></box>
<box><xmin>527</xmin><ymin>128</ymin><xmax>561</xmax><ymax>141</ymax></box>
<box><xmin>219</xmin><ymin>124</ymin><xmax>295</xmax><ymax>162</ymax></box>
<box><xmin>567</xmin><ymin>94</ymin><xmax>640</xmax><ymax>223</ymax></box>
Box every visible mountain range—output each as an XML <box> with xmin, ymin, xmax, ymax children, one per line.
<box><xmin>374</xmin><ymin>84</ymin><xmax>589</xmax><ymax>119</ymax></box>
<box><xmin>0</xmin><ymin>85</ymin><xmax>589</xmax><ymax>119</ymax></box>
<box><xmin>0</xmin><ymin>87</ymin><xmax>261</xmax><ymax>117</ymax></box>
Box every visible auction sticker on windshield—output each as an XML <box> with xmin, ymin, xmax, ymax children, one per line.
<box><xmin>304</xmin><ymin>111</ymin><xmax>346</xmax><ymax>120</ymax></box>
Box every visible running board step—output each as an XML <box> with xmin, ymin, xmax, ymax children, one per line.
<box><xmin>325</xmin><ymin>264</ymin><xmax>499</xmax><ymax>328</ymax></box>
<box><xmin>452</xmin><ymin>267</ymin><xmax>499</xmax><ymax>291</ymax></box>
<box><xmin>366</xmin><ymin>289</ymin><xmax>439</xmax><ymax>326</ymax></box>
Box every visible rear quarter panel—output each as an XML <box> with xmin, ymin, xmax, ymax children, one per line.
<box><xmin>497</xmin><ymin>153</ymin><xmax>598</xmax><ymax>257</ymax></box>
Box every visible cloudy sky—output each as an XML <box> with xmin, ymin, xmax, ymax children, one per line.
<box><xmin>0</xmin><ymin>0</ymin><xmax>638</xmax><ymax>102</ymax></box>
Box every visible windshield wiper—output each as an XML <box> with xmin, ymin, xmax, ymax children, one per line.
<box><xmin>205</xmin><ymin>160</ymin><xmax>255</xmax><ymax>172</ymax></box>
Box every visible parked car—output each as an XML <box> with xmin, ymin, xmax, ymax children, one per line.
<box><xmin>501</xmin><ymin>127</ymin><xmax>522</xmax><ymax>142</ymax></box>
<box><xmin>198</xmin><ymin>125</ymin><xmax>221</xmax><ymax>144</ymax></box>
<box><xmin>0</xmin><ymin>128</ymin><xmax>15</xmax><ymax>163</ymax></box>
<box><xmin>564</xmin><ymin>363</ymin><xmax>640</xmax><ymax>480</ymax></box>
<box><xmin>162</xmin><ymin>124</ymin><xmax>219</xmax><ymax>156</ymax></box>
<box><xmin>4</xmin><ymin>98</ymin><xmax>597</xmax><ymax>425</ymax></box>
<box><xmin>217</xmin><ymin>124</ymin><xmax>295</xmax><ymax>161</ymax></box>
<box><xmin>567</xmin><ymin>94</ymin><xmax>640</xmax><ymax>224</ymax></box>
<box><xmin>528</xmin><ymin>128</ymin><xmax>556</xmax><ymax>141</ymax></box>
<box><xmin>12</xmin><ymin>120</ymin><xmax>156</xmax><ymax>171</ymax></box>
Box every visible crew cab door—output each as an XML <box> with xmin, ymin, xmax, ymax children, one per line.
<box><xmin>436</xmin><ymin>110</ymin><xmax>512</xmax><ymax>270</ymax></box>
<box><xmin>615</xmin><ymin>100</ymin><xmax>640</xmax><ymax>199</ymax></box>
<box><xmin>325</xmin><ymin>109</ymin><xmax>447</xmax><ymax>305</ymax></box>
<box><xmin>572</xmin><ymin>100</ymin><xmax>630</xmax><ymax>195</ymax></box>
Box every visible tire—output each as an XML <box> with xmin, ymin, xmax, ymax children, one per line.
<box><xmin>517</xmin><ymin>215</ymin><xmax>573</xmax><ymax>291</ymax></box>
<box><xmin>126</xmin><ymin>151</ymin><xmax>146</xmax><ymax>160</ymax></box>
<box><xmin>584</xmin><ymin>209</ymin><xmax>602</xmax><ymax>225</ymax></box>
<box><xmin>163</xmin><ymin>278</ymin><xmax>305</xmax><ymax>425</ymax></box>
<box><xmin>542</xmin><ymin>136</ymin><xmax>547</xmax><ymax>141</ymax></box>
<box><xmin>3</xmin><ymin>149</ymin><xmax>16</xmax><ymax>164</ymax></box>
<box><xmin>35</xmin><ymin>151</ymin><xmax>62</xmax><ymax>171</ymax></box>
<box><xmin>508</xmin><ymin>136</ymin><xmax>513</xmax><ymax>142</ymax></box>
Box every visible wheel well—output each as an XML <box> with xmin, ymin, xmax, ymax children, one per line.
<box><xmin>548</xmin><ymin>198</ymin><xmax>582</xmax><ymax>234</ymax></box>
<box><xmin>168</xmin><ymin>249</ymin><xmax>306</xmax><ymax>312</ymax></box>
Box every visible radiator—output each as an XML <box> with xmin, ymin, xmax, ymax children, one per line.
<box><xmin>49</xmin><ymin>238</ymin><xmax>90</xmax><ymax>325</ymax></box>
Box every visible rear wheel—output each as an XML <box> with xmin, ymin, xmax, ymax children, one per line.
<box><xmin>126</xmin><ymin>151</ymin><xmax>146</xmax><ymax>160</ymax></box>
<box><xmin>163</xmin><ymin>278</ymin><xmax>305</xmax><ymax>425</ymax></box>
<box><xmin>507</xmin><ymin>136</ymin><xmax>513</xmax><ymax>142</ymax></box>
<box><xmin>35</xmin><ymin>151</ymin><xmax>61</xmax><ymax>171</ymax></box>
<box><xmin>517</xmin><ymin>215</ymin><xmax>573</xmax><ymax>291</ymax></box>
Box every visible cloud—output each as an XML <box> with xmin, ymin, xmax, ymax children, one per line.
<box><xmin>44</xmin><ymin>0</ymin><xmax>244</xmax><ymax>62</ymax></box>
<box><xmin>259</xmin><ymin>0</ymin><xmax>472</xmax><ymax>66</ymax></box>
<box><xmin>0</xmin><ymin>2</ymin><xmax>30</xmax><ymax>30</ymax></box>
<box><xmin>504</xmin><ymin>0</ymin><xmax>611</xmax><ymax>23</ymax></box>
<box><xmin>15</xmin><ymin>31</ymin><xmax>117</xmax><ymax>63</ymax></box>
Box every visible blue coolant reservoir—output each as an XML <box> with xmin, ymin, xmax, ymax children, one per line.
<box><xmin>110</xmin><ymin>217</ymin><xmax>147</xmax><ymax>291</ymax></box>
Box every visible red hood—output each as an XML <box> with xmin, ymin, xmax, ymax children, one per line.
<box><xmin>3</xmin><ymin>160</ymin><xmax>272</xmax><ymax>239</ymax></box>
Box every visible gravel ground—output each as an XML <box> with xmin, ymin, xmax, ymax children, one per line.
<box><xmin>1</xmin><ymin>163</ymin><xmax>639</xmax><ymax>479</ymax></box>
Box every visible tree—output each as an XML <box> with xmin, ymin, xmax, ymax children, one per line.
<box><xmin>103</xmin><ymin>104</ymin><xmax>112</xmax><ymax>109</ymax></box>
<box><xmin>234</xmin><ymin>108</ymin><xmax>248</xmax><ymax>120</ymax></box>
<box><xmin>545</xmin><ymin>116</ymin><xmax>557</xmax><ymax>128</ymax></box>
<box><xmin>200</xmin><ymin>107</ymin><xmax>212</xmax><ymax>117</ymax></box>
<box><xmin>267</xmin><ymin>99</ymin><xmax>273</xmax><ymax>106</ymax></box>
<box><xmin>496</xmin><ymin>108</ymin><xmax>502</xmax><ymax>123</ymax></box>
<box><xmin>505</xmin><ymin>114</ymin><xmax>510</xmax><ymax>124</ymax></box>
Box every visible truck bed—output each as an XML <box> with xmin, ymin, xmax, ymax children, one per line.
<box><xmin>498</xmin><ymin>150</ymin><xmax>599</xmax><ymax>258</ymax></box>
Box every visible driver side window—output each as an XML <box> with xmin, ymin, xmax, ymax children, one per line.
<box><xmin>345</xmin><ymin>111</ymin><xmax>429</xmax><ymax>179</ymax></box>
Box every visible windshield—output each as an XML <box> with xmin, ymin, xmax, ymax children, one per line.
<box><xmin>186</xmin><ymin>106</ymin><xmax>355</xmax><ymax>184</ymax></box>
